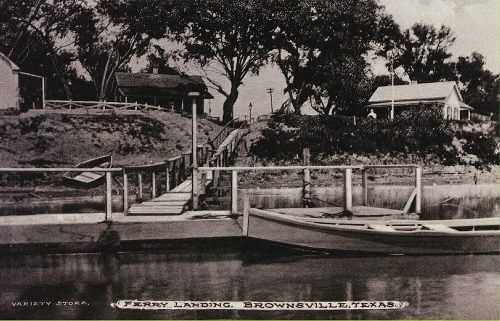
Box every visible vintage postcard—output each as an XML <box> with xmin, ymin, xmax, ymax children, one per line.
<box><xmin>0</xmin><ymin>0</ymin><xmax>498</xmax><ymax>319</ymax></box>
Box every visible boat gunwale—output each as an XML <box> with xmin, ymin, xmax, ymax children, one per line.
<box><xmin>248</xmin><ymin>208</ymin><xmax>500</xmax><ymax>237</ymax></box>
<box><xmin>62</xmin><ymin>154</ymin><xmax>113</xmax><ymax>184</ymax></box>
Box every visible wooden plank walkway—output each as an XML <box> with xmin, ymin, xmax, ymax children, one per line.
<box><xmin>127</xmin><ymin>179</ymin><xmax>211</xmax><ymax>215</ymax></box>
<box><xmin>128</xmin><ymin>128</ymin><xmax>242</xmax><ymax>216</ymax></box>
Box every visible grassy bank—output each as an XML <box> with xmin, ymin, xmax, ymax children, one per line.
<box><xmin>0</xmin><ymin>110</ymin><xmax>222</xmax><ymax>167</ymax></box>
<box><xmin>0</xmin><ymin>111</ymin><xmax>222</xmax><ymax>191</ymax></box>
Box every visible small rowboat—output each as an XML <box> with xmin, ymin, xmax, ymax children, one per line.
<box><xmin>63</xmin><ymin>154</ymin><xmax>112</xmax><ymax>188</ymax></box>
<box><xmin>246</xmin><ymin>208</ymin><xmax>500</xmax><ymax>255</ymax></box>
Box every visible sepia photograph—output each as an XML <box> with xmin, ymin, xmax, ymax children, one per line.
<box><xmin>0</xmin><ymin>0</ymin><xmax>499</xmax><ymax>319</ymax></box>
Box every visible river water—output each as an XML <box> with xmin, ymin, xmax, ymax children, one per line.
<box><xmin>0</xmin><ymin>185</ymin><xmax>499</xmax><ymax>319</ymax></box>
<box><xmin>0</xmin><ymin>243</ymin><xmax>499</xmax><ymax>320</ymax></box>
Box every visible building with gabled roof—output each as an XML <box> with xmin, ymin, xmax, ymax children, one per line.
<box><xmin>0</xmin><ymin>51</ymin><xmax>20</xmax><ymax>110</ymax></box>
<box><xmin>115</xmin><ymin>70</ymin><xmax>213</xmax><ymax>115</ymax></box>
<box><xmin>366</xmin><ymin>81</ymin><xmax>473</xmax><ymax>120</ymax></box>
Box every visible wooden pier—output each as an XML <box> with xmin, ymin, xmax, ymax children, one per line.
<box><xmin>125</xmin><ymin>126</ymin><xmax>246</xmax><ymax>215</ymax></box>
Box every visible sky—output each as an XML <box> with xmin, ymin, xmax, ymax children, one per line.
<box><xmin>131</xmin><ymin>0</ymin><xmax>500</xmax><ymax>120</ymax></box>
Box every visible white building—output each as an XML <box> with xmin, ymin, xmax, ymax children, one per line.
<box><xmin>0</xmin><ymin>52</ymin><xmax>20</xmax><ymax>110</ymax></box>
<box><xmin>366</xmin><ymin>81</ymin><xmax>473</xmax><ymax>120</ymax></box>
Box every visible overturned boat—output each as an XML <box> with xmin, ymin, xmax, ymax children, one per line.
<box><xmin>62</xmin><ymin>154</ymin><xmax>113</xmax><ymax>188</ymax></box>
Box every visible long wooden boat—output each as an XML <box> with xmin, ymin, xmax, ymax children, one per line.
<box><xmin>62</xmin><ymin>154</ymin><xmax>112</xmax><ymax>188</ymax></box>
<box><xmin>246</xmin><ymin>208</ymin><xmax>500</xmax><ymax>254</ymax></box>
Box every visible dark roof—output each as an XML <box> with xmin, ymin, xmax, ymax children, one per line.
<box><xmin>115</xmin><ymin>72</ymin><xmax>213</xmax><ymax>98</ymax></box>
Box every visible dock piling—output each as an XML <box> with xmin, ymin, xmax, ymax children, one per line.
<box><xmin>123</xmin><ymin>170</ymin><xmax>128</xmax><ymax>214</ymax></box>
<box><xmin>231</xmin><ymin>170</ymin><xmax>238</xmax><ymax>213</ymax></box>
<box><xmin>105</xmin><ymin>172</ymin><xmax>112</xmax><ymax>221</ymax></box>
<box><xmin>242</xmin><ymin>191</ymin><xmax>250</xmax><ymax>236</ymax></box>
<box><xmin>151</xmin><ymin>171</ymin><xmax>156</xmax><ymax>198</ymax></box>
<box><xmin>415</xmin><ymin>167</ymin><xmax>422</xmax><ymax>214</ymax></box>
<box><xmin>362</xmin><ymin>168</ymin><xmax>368</xmax><ymax>206</ymax></box>
<box><xmin>137</xmin><ymin>173</ymin><xmax>143</xmax><ymax>202</ymax></box>
<box><xmin>344</xmin><ymin>168</ymin><xmax>353</xmax><ymax>212</ymax></box>
<box><xmin>302</xmin><ymin>148</ymin><xmax>311</xmax><ymax>208</ymax></box>
<box><xmin>200</xmin><ymin>171</ymin><xmax>207</xmax><ymax>195</ymax></box>
<box><xmin>165</xmin><ymin>164</ymin><xmax>170</xmax><ymax>192</ymax></box>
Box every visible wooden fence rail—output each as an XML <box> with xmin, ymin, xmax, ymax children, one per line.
<box><xmin>198</xmin><ymin>164</ymin><xmax>422</xmax><ymax>215</ymax></box>
<box><xmin>44</xmin><ymin>100</ymin><xmax>220</xmax><ymax>121</ymax></box>
<box><xmin>0</xmin><ymin>167</ymin><xmax>121</xmax><ymax>220</ymax></box>
<box><xmin>121</xmin><ymin>144</ymin><xmax>214</xmax><ymax>213</ymax></box>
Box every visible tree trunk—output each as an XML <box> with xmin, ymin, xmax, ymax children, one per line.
<box><xmin>222</xmin><ymin>83</ymin><xmax>239</xmax><ymax>123</ymax></box>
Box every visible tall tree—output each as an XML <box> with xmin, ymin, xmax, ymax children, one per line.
<box><xmin>169</xmin><ymin>0</ymin><xmax>275</xmax><ymax>122</ymax></box>
<box><xmin>0</xmin><ymin>0</ymin><xmax>84</xmax><ymax>99</ymax></box>
<box><xmin>70</xmin><ymin>0</ymin><xmax>170</xmax><ymax>100</ymax></box>
<box><xmin>273</xmin><ymin>0</ymin><xmax>384</xmax><ymax>114</ymax></box>
<box><xmin>453</xmin><ymin>52</ymin><xmax>497</xmax><ymax>114</ymax></box>
<box><xmin>391</xmin><ymin>23</ymin><xmax>456</xmax><ymax>83</ymax></box>
<box><xmin>143</xmin><ymin>45</ymin><xmax>180</xmax><ymax>75</ymax></box>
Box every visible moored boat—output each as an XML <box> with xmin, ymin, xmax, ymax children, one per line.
<box><xmin>245</xmin><ymin>207</ymin><xmax>500</xmax><ymax>255</ymax></box>
<box><xmin>62</xmin><ymin>154</ymin><xmax>113</xmax><ymax>188</ymax></box>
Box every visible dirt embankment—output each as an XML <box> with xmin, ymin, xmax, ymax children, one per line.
<box><xmin>0</xmin><ymin>111</ymin><xmax>222</xmax><ymax>168</ymax></box>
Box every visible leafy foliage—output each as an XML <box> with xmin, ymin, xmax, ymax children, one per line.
<box><xmin>168</xmin><ymin>0</ymin><xmax>276</xmax><ymax>122</ymax></box>
<box><xmin>250</xmin><ymin>106</ymin><xmax>499</xmax><ymax>167</ymax></box>
<box><xmin>273</xmin><ymin>0</ymin><xmax>384</xmax><ymax>115</ymax></box>
<box><xmin>389</xmin><ymin>23</ymin><xmax>456</xmax><ymax>82</ymax></box>
<box><xmin>70</xmin><ymin>0</ymin><xmax>171</xmax><ymax>100</ymax></box>
<box><xmin>452</xmin><ymin>52</ymin><xmax>498</xmax><ymax>116</ymax></box>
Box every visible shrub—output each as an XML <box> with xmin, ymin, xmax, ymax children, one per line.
<box><xmin>250</xmin><ymin>105</ymin><xmax>498</xmax><ymax>167</ymax></box>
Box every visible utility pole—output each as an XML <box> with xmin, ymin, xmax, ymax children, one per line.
<box><xmin>266</xmin><ymin>88</ymin><xmax>274</xmax><ymax>113</ymax></box>
<box><xmin>388</xmin><ymin>49</ymin><xmax>395</xmax><ymax>120</ymax></box>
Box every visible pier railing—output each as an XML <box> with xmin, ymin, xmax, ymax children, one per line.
<box><xmin>0</xmin><ymin>163</ymin><xmax>422</xmax><ymax>219</ymax></box>
<box><xmin>207</xmin><ymin>118</ymin><xmax>245</xmax><ymax>150</ymax></box>
<box><xmin>198</xmin><ymin>164</ymin><xmax>422</xmax><ymax>215</ymax></box>
<box><xmin>122</xmin><ymin>145</ymin><xmax>212</xmax><ymax>213</ymax></box>
<box><xmin>0</xmin><ymin>167</ymin><xmax>122</xmax><ymax>220</ymax></box>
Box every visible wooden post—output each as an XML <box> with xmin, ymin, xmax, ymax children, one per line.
<box><xmin>105</xmin><ymin>171</ymin><xmax>112</xmax><ymax>221</ymax></box>
<box><xmin>123</xmin><ymin>170</ymin><xmax>128</xmax><ymax>214</ymax></box>
<box><xmin>137</xmin><ymin>172</ymin><xmax>143</xmax><ymax>202</ymax></box>
<box><xmin>303</xmin><ymin>168</ymin><xmax>311</xmax><ymax>208</ymax></box>
<box><xmin>200</xmin><ymin>171</ymin><xmax>207</xmax><ymax>195</ymax></box>
<box><xmin>302</xmin><ymin>148</ymin><xmax>311</xmax><ymax>208</ymax></box>
<box><xmin>192</xmin><ymin>94</ymin><xmax>199</xmax><ymax>210</ymax></box>
<box><xmin>242</xmin><ymin>191</ymin><xmax>250</xmax><ymax>236</ymax></box>
<box><xmin>171</xmin><ymin>160</ymin><xmax>177</xmax><ymax>188</ymax></box>
<box><xmin>151</xmin><ymin>171</ymin><xmax>156</xmax><ymax>198</ymax></box>
<box><xmin>415</xmin><ymin>167</ymin><xmax>422</xmax><ymax>214</ymax></box>
<box><xmin>361</xmin><ymin>168</ymin><xmax>368</xmax><ymax>206</ymax></box>
<box><xmin>203</xmin><ymin>145</ymin><xmax>209</xmax><ymax>164</ymax></box>
<box><xmin>213</xmin><ymin>163</ymin><xmax>220</xmax><ymax>188</ymax></box>
<box><xmin>165</xmin><ymin>164</ymin><xmax>170</xmax><ymax>192</ymax></box>
<box><xmin>231</xmin><ymin>170</ymin><xmax>238</xmax><ymax>213</ymax></box>
<box><xmin>344</xmin><ymin>168</ymin><xmax>353</xmax><ymax>212</ymax></box>
<box><xmin>179</xmin><ymin>156</ymin><xmax>185</xmax><ymax>182</ymax></box>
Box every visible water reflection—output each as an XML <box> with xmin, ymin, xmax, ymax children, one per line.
<box><xmin>0</xmin><ymin>245</ymin><xmax>498</xmax><ymax>319</ymax></box>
